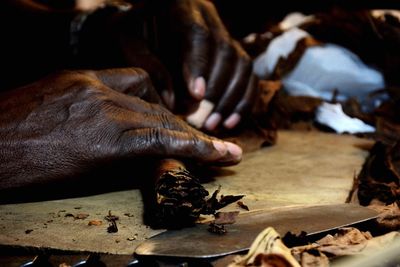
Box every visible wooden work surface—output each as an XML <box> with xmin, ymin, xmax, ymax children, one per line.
<box><xmin>0</xmin><ymin>131</ymin><xmax>372</xmax><ymax>255</ymax></box>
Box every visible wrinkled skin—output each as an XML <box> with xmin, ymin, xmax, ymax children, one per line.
<box><xmin>157</xmin><ymin>0</ymin><xmax>258</xmax><ymax>131</ymax></box>
<box><xmin>0</xmin><ymin>0</ymin><xmax>258</xmax><ymax>132</ymax></box>
<box><xmin>0</xmin><ymin>68</ymin><xmax>242</xmax><ymax>191</ymax></box>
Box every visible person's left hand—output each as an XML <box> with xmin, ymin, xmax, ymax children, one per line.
<box><xmin>156</xmin><ymin>0</ymin><xmax>258</xmax><ymax>131</ymax></box>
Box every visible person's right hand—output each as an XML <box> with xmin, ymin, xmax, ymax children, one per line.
<box><xmin>0</xmin><ymin>68</ymin><xmax>242</xmax><ymax>190</ymax></box>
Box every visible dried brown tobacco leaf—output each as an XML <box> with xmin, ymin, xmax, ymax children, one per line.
<box><xmin>214</xmin><ymin>211</ymin><xmax>240</xmax><ymax>225</ymax></box>
<box><xmin>105</xmin><ymin>211</ymin><xmax>119</xmax><ymax>233</ymax></box>
<box><xmin>88</xmin><ymin>220</ymin><xmax>102</xmax><ymax>226</ymax></box>
<box><xmin>25</xmin><ymin>229</ymin><xmax>33</xmax><ymax>234</ymax></box>
<box><xmin>105</xmin><ymin>210</ymin><xmax>119</xmax><ymax>221</ymax></box>
<box><xmin>107</xmin><ymin>221</ymin><xmax>118</xmax><ymax>233</ymax></box>
<box><xmin>208</xmin><ymin>223</ymin><xmax>227</xmax><ymax>235</ymax></box>
<box><xmin>152</xmin><ymin>160</ymin><xmax>245</xmax><ymax>229</ymax></box>
<box><xmin>202</xmin><ymin>186</ymin><xmax>244</xmax><ymax>215</ymax></box>
<box><xmin>282</xmin><ymin>231</ymin><xmax>308</xmax><ymax>248</ymax></box>
<box><xmin>357</xmin><ymin>142</ymin><xmax>400</xmax><ymax>205</ymax></box>
<box><xmin>153</xmin><ymin>160</ymin><xmax>209</xmax><ymax>228</ymax></box>
<box><xmin>386</xmin><ymin>141</ymin><xmax>400</xmax><ymax>179</ymax></box>
<box><xmin>271</xmin><ymin>36</ymin><xmax>321</xmax><ymax>80</ymax></box>
<box><xmin>237</xmin><ymin>201</ymin><xmax>249</xmax><ymax>211</ymax></box>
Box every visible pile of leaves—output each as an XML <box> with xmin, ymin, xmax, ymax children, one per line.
<box><xmin>239</xmin><ymin>8</ymin><xmax>400</xmax><ymax>208</ymax></box>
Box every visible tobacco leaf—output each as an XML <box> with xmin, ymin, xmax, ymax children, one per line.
<box><xmin>107</xmin><ymin>221</ymin><xmax>118</xmax><ymax>233</ymax></box>
<box><xmin>301</xmin><ymin>8</ymin><xmax>400</xmax><ymax>87</ymax></box>
<box><xmin>105</xmin><ymin>211</ymin><xmax>119</xmax><ymax>233</ymax></box>
<box><xmin>153</xmin><ymin>169</ymin><xmax>209</xmax><ymax>228</ymax></box>
<box><xmin>282</xmin><ymin>231</ymin><xmax>308</xmax><ymax>248</ymax></box>
<box><xmin>237</xmin><ymin>201</ymin><xmax>249</xmax><ymax>211</ymax></box>
<box><xmin>201</xmin><ymin>186</ymin><xmax>244</xmax><ymax>215</ymax></box>
<box><xmin>153</xmin><ymin>169</ymin><xmax>245</xmax><ymax>229</ymax></box>
<box><xmin>356</xmin><ymin>142</ymin><xmax>400</xmax><ymax>206</ymax></box>
<box><xmin>88</xmin><ymin>220</ymin><xmax>102</xmax><ymax>226</ymax></box>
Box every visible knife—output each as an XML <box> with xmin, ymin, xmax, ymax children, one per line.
<box><xmin>135</xmin><ymin>204</ymin><xmax>378</xmax><ymax>259</ymax></box>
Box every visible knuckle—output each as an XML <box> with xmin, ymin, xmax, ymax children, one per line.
<box><xmin>134</xmin><ymin>68</ymin><xmax>152</xmax><ymax>86</ymax></box>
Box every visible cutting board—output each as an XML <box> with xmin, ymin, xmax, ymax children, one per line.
<box><xmin>0</xmin><ymin>131</ymin><xmax>372</xmax><ymax>254</ymax></box>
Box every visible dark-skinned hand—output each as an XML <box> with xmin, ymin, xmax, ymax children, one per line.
<box><xmin>0</xmin><ymin>68</ymin><xmax>242</xmax><ymax>190</ymax></box>
<box><xmin>158</xmin><ymin>0</ymin><xmax>258</xmax><ymax>131</ymax></box>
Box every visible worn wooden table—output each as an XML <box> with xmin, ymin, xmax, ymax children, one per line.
<box><xmin>0</xmin><ymin>131</ymin><xmax>372</xmax><ymax>255</ymax></box>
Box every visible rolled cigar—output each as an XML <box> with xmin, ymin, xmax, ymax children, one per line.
<box><xmin>186</xmin><ymin>99</ymin><xmax>215</xmax><ymax>129</ymax></box>
<box><xmin>153</xmin><ymin>159</ymin><xmax>209</xmax><ymax>228</ymax></box>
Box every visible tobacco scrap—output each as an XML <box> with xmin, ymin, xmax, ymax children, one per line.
<box><xmin>107</xmin><ymin>221</ymin><xmax>118</xmax><ymax>233</ymax></box>
<box><xmin>282</xmin><ymin>231</ymin><xmax>308</xmax><ymax>248</ymax></box>
<box><xmin>208</xmin><ymin>223</ymin><xmax>227</xmax><ymax>235</ymax></box>
<box><xmin>25</xmin><ymin>229</ymin><xmax>33</xmax><ymax>234</ymax></box>
<box><xmin>88</xmin><ymin>220</ymin><xmax>103</xmax><ymax>226</ymax></box>
<box><xmin>153</xmin><ymin>168</ymin><xmax>209</xmax><ymax>228</ymax></box>
<box><xmin>214</xmin><ymin>211</ymin><xmax>240</xmax><ymax>225</ymax></box>
<box><xmin>105</xmin><ymin>210</ymin><xmax>119</xmax><ymax>233</ymax></box>
<box><xmin>202</xmin><ymin>186</ymin><xmax>244</xmax><ymax>215</ymax></box>
<box><xmin>237</xmin><ymin>201</ymin><xmax>249</xmax><ymax>211</ymax></box>
<box><xmin>153</xmin><ymin>165</ymin><xmax>245</xmax><ymax>228</ymax></box>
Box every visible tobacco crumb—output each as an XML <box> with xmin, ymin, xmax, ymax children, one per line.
<box><xmin>64</xmin><ymin>213</ymin><xmax>74</xmax><ymax>218</ymax></box>
<box><xmin>124</xmin><ymin>213</ymin><xmax>134</xmax><ymax>217</ymax></box>
<box><xmin>282</xmin><ymin>231</ymin><xmax>308</xmax><ymax>247</ymax></box>
<box><xmin>105</xmin><ymin>211</ymin><xmax>119</xmax><ymax>233</ymax></box>
<box><xmin>208</xmin><ymin>223</ymin><xmax>227</xmax><ymax>235</ymax></box>
<box><xmin>127</xmin><ymin>237</ymin><xmax>136</xmax><ymax>241</ymax></box>
<box><xmin>237</xmin><ymin>201</ymin><xmax>250</xmax><ymax>211</ymax></box>
<box><xmin>115</xmin><ymin>239</ymin><xmax>120</xmax><ymax>243</ymax></box>
<box><xmin>105</xmin><ymin>210</ymin><xmax>119</xmax><ymax>221</ymax></box>
<box><xmin>74</xmin><ymin>207</ymin><xmax>82</xmax><ymax>210</ymax></box>
<box><xmin>25</xmin><ymin>229</ymin><xmax>33</xmax><ymax>234</ymax></box>
<box><xmin>107</xmin><ymin>221</ymin><xmax>118</xmax><ymax>233</ymax></box>
<box><xmin>88</xmin><ymin>220</ymin><xmax>103</xmax><ymax>226</ymax></box>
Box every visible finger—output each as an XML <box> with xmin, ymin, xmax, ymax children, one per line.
<box><xmin>119</xmin><ymin>128</ymin><xmax>242</xmax><ymax>165</ymax></box>
<box><xmin>223</xmin><ymin>74</ymin><xmax>259</xmax><ymax>129</ymax></box>
<box><xmin>183</xmin><ymin>15</ymin><xmax>210</xmax><ymax>100</ymax></box>
<box><xmin>204</xmin><ymin>40</ymin><xmax>237</xmax><ymax>103</ymax></box>
<box><xmin>85</xmin><ymin>68</ymin><xmax>162</xmax><ymax>104</ymax></box>
<box><xmin>205</xmin><ymin>47</ymin><xmax>252</xmax><ymax>131</ymax></box>
<box><xmin>185</xmin><ymin>39</ymin><xmax>237</xmax><ymax>130</ymax></box>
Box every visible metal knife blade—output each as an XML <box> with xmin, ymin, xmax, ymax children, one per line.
<box><xmin>135</xmin><ymin>204</ymin><xmax>378</xmax><ymax>259</ymax></box>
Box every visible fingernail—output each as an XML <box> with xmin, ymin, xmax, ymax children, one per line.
<box><xmin>190</xmin><ymin>77</ymin><xmax>206</xmax><ymax>100</ymax></box>
<box><xmin>225</xmin><ymin>142</ymin><xmax>243</xmax><ymax>160</ymax></box>
<box><xmin>223</xmin><ymin>113</ymin><xmax>241</xmax><ymax>129</ymax></box>
<box><xmin>205</xmin><ymin>113</ymin><xmax>222</xmax><ymax>131</ymax></box>
<box><xmin>186</xmin><ymin>99</ymin><xmax>215</xmax><ymax>128</ymax></box>
<box><xmin>212</xmin><ymin>140</ymin><xmax>227</xmax><ymax>155</ymax></box>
